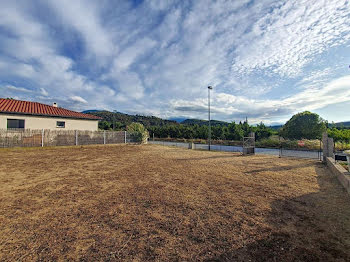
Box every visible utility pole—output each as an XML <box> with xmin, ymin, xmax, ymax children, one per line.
<box><xmin>113</xmin><ymin>110</ymin><xmax>117</xmax><ymax>130</ymax></box>
<box><xmin>208</xmin><ymin>86</ymin><xmax>213</xmax><ymax>151</ymax></box>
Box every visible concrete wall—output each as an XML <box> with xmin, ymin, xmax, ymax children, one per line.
<box><xmin>0</xmin><ymin>113</ymin><xmax>98</xmax><ymax>131</ymax></box>
<box><xmin>326</xmin><ymin>157</ymin><xmax>350</xmax><ymax>195</ymax></box>
<box><xmin>322</xmin><ymin>132</ymin><xmax>334</xmax><ymax>162</ymax></box>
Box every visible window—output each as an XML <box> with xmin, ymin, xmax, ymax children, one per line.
<box><xmin>7</xmin><ymin>119</ymin><xmax>25</xmax><ymax>129</ymax></box>
<box><xmin>56</xmin><ymin>121</ymin><xmax>65</xmax><ymax>128</ymax></box>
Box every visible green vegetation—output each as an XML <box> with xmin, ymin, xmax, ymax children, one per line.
<box><xmin>92</xmin><ymin>110</ymin><xmax>276</xmax><ymax>141</ymax></box>
<box><xmin>329</xmin><ymin>121</ymin><xmax>350</xmax><ymax>129</ymax></box>
<box><xmin>181</xmin><ymin>119</ymin><xmax>229</xmax><ymax>126</ymax></box>
<box><xmin>91</xmin><ymin>110</ymin><xmax>350</xmax><ymax>149</ymax></box>
<box><xmin>127</xmin><ymin>123</ymin><xmax>149</xmax><ymax>144</ymax></box>
<box><xmin>90</xmin><ymin>111</ymin><xmax>177</xmax><ymax>130</ymax></box>
<box><xmin>148</xmin><ymin>121</ymin><xmax>276</xmax><ymax>141</ymax></box>
<box><xmin>280</xmin><ymin>111</ymin><xmax>326</xmax><ymax>139</ymax></box>
<box><xmin>327</xmin><ymin>128</ymin><xmax>350</xmax><ymax>142</ymax></box>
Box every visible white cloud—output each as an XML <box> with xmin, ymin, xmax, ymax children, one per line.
<box><xmin>145</xmin><ymin>0</ymin><xmax>175</xmax><ymax>11</ymax></box>
<box><xmin>283</xmin><ymin>75</ymin><xmax>350</xmax><ymax>110</ymax></box>
<box><xmin>40</xmin><ymin>88</ymin><xmax>49</xmax><ymax>96</ymax></box>
<box><xmin>114</xmin><ymin>71</ymin><xmax>145</xmax><ymax>100</ymax></box>
<box><xmin>112</xmin><ymin>37</ymin><xmax>156</xmax><ymax>71</ymax></box>
<box><xmin>1</xmin><ymin>0</ymin><xmax>350</xmax><ymax>123</ymax></box>
<box><xmin>70</xmin><ymin>96</ymin><xmax>88</xmax><ymax>104</ymax></box>
<box><xmin>47</xmin><ymin>0</ymin><xmax>115</xmax><ymax>59</ymax></box>
<box><xmin>233</xmin><ymin>0</ymin><xmax>350</xmax><ymax>77</ymax></box>
<box><xmin>4</xmin><ymin>85</ymin><xmax>33</xmax><ymax>93</ymax></box>
<box><xmin>169</xmin><ymin>75</ymin><xmax>350</xmax><ymax>124</ymax></box>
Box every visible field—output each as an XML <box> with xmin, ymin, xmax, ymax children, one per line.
<box><xmin>1</xmin><ymin>145</ymin><xmax>350</xmax><ymax>261</ymax></box>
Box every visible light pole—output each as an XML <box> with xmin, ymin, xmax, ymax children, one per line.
<box><xmin>113</xmin><ymin>110</ymin><xmax>119</xmax><ymax>130</ymax></box>
<box><xmin>208</xmin><ymin>86</ymin><xmax>213</xmax><ymax>151</ymax></box>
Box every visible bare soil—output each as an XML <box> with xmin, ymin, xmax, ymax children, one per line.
<box><xmin>1</xmin><ymin>144</ymin><xmax>350</xmax><ymax>261</ymax></box>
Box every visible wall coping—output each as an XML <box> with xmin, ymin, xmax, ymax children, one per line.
<box><xmin>325</xmin><ymin>157</ymin><xmax>350</xmax><ymax>195</ymax></box>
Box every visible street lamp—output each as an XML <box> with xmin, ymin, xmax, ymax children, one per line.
<box><xmin>113</xmin><ymin>110</ymin><xmax>118</xmax><ymax>130</ymax></box>
<box><xmin>208</xmin><ymin>86</ymin><xmax>213</xmax><ymax>151</ymax></box>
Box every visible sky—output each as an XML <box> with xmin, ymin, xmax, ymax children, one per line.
<box><xmin>0</xmin><ymin>0</ymin><xmax>350</xmax><ymax>125</ymax></box>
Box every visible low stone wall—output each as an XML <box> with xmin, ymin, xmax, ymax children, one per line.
<box><xmin>326</xmin><ymin>157</ymin><xmax>350</xmax><ymax>194</ymax></box>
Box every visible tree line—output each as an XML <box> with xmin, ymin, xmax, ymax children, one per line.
<box><xmin>148</xmin><ymin>121</ymin><xmax>276</xmax><ymax>141</ymax></box>
<box><xmin>97</xmin><ymin>110</ymin><xmax>350</xmax><ymax>143</ymax></box>
<box><xmin>279</xmin><ymin>111</ymin><xmax>350</xmax><ymax>142</ymax></box>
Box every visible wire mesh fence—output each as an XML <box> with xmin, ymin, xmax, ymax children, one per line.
<box><xmin>149</xmin><ymin>140</ymin><xmax>323</xmax><ymax>159</ymax></box>
<box><xmin>149</xmin><ymin>141</ymin><xmax>243</xmax><ymax>153</ymax></box>
<box><xmin>279</xmin><ymin>139</ymin><xmax>323</xmax><ymax>160</ymax></box>
<box><xmin>0</xmin><ymin>129</ymin><xmax>136</xmax><ymax>148</ymax></box>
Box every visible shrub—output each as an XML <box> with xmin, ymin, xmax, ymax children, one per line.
<box><xmin>127</xmin><ymin>123</ymin><xmax>149</xmax><ymax>144</ymax></box>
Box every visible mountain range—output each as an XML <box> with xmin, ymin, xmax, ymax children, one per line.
<box><xmin>82</xmin><ymin>110</ymin><xmax>350</xmax><ymax>129</ymax></box>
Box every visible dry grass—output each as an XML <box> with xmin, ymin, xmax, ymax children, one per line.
<box><xmin>1</xmin><ymin>144</ymin><xmax>350</xmax><ymax>261</ymax></box>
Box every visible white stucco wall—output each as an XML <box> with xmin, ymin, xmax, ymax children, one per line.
<box><xmin>0</xmin><ymin>114</ymin><xmax>99</xmax><ymax>131</ymax></box>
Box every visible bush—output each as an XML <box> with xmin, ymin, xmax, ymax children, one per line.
<box><xmin>255</xmin><ymin>138</ymin><xmax>281</xmax><ymax>148</ymax></box>
<box><xmin>127</xmin><ymin>123</ymin><xmax>149</xmax><ymax>144</ymax></box>
<box><xmin>280</xmin><ymin>111</ymin><xmax>326</xmax><ymax>139</ymax></box>
<box><xmin>328</xmin><ymin>128</ymin><xmax>350</xmax><ymax>143</ymax></box>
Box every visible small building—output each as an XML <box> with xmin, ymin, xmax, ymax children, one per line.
<box><xmin>0</xmin><ymin>98</ymin><xmax>101</xmax><ymax>131</ymax></box>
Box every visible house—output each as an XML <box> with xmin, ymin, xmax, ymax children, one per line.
<box><xmin>0</xmin><ymin>98</ymin><xmax>102</xmax><ymax>131</ymax></box>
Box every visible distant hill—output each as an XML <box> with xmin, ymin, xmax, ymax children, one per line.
<box><xmin>84</xmin><ymin>110</ymin><xmax>231</xmax><ymax>128</ymax></box>
<box><xmin>182</xmin><ymin>119</ymin><xmax>229</xmax><ymax>126</ymax></box>
<box><xmin>330</xmin><ymin>121</ymin><xmax>350</xmax><ymax>128</ymax></box>
<box><xmin>86</xmin><ymin>110</ymin><xmax>177</xmax><ymax>128</ymax></box>
<box><xmin>269</xmin><ymin>121</ymin><xmax>350</xmax><ymax>130</ymax></box>
<box><xmin>269</xmin><ymin>125</ymin><xmax>283</xmax><ymax>130</ymax></box>
<box><xmin>168</xmin><ymin>117</ymin><xmax>187</xmax><ymax>123</ymax></box>
<box><xmin>85</xmin><ymin>110</ymin><xmax>350</xmax><ymax>130</ymax></box>
<box><xmin>82</xmin><ymin>110</ymin><xmax>102</xmax><ymax>113</ymax></box>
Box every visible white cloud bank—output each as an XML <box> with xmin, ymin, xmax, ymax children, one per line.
<box><xmin>0</xmin><ymin>0</ymin><xmax>350</xmax><ymax>123</ymax></box>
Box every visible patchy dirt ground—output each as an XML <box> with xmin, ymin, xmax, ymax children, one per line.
<box><xmin>0</xmin><ymin>144</ymin><xmax>350</xmax><ymax>261</ymax></box>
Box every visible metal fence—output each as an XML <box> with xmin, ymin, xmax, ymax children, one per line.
<box><xmin>279</xmin><ymin>139</ymin><xmax>323</xmax><ymax>160</ymax></box>
<box><xmin>149</xmin><ymin>140</ymin><xmax>323</xmax><ymax>159</ymax></box>
<box><xmin>0</xmin><ymin>129</ymin><xmax>135</xmax><ymax>148</ymax></box>
<box><xmin>149</xmin><ymin>141</ymin><xmax>243</xmax><ymax>152</ymax></box>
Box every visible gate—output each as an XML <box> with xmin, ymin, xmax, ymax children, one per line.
<box><xmin>243</xmin><ymin>132</ymin><xmax>255</xmax><ymax>155</ymax></box>
<box><xmin>279</xmin><ymin>138</ymin><xmax>322</xmax><ymax>160</ymax></box>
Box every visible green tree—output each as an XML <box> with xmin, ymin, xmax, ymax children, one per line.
<box><xmin>99</xmin><ymin>121</ymin><xmax>112</xmax><ymax>130</ymax></box>
<box><xmin>241</xmin><ymin>119</ymin><xmax>251</xmax><ymax>137</ymax></box>
<box><xmin>328</xmin><ymin>128</ymin><xmax>350</xmax><ymax>142</ymax></box>
<box><xmin>280</xmin><ymin>111</ymin><xmax>326</xmax><ymax>139</ymax></box>
<box><xmin>253</xmin><ymin>122</ymin><xmax>274</xmax><ymax>140</ymax></box>
<box><xmin>226</xmin><ymin>122</ymin><xmax>244</xmax><ymax>140</ymax></box>
<box><xmin>127</xmin><ymin>123</ymin><xmax>149</xmax><ymax>143</ymax></box>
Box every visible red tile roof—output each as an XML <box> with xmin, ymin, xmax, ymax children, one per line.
<box><xmin>0</xmin><ymin>98</ymin><xmax>102</xmax><ymax>120</ymax></box>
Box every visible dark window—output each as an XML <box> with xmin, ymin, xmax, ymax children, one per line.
<box><xmin>56</xmin><ymin>121</ymin><xmax>65</xmax><ymax>128</ymax></box>
<box><xmin>7</xmin><ymin>119</ymin><xmax>25</xmax><ymax>129</ymax></box>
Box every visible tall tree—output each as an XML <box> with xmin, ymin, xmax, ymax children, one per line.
<box><xmin>280</xmin><ymin>111</ymin><xmax>326</xmax><ymax>139</ymax></box>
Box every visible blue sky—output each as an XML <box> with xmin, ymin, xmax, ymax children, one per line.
<box><xmin>0</xmin><ymin>0</ymin><xmax>350</xmax><ymax>124</ymax></box>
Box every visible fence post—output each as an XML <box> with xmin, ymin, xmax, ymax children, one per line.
<box><xmin>319</xmin><ymin>139</ymin><xmax>322</xmax><ymax>161</ymax></box>
<box><xmin>75</xmin><ymin>130</ymin><xmax>78</xmax><ymax>146</ymax></box>
<box><xmin>41</xmin><ymin>129</ymin><xmax>44</xmax><ymax>147</ymax></box>
<box><xmin>322</xmin><ymin>132</ymin><xmax>328</xmax><ymax>162</ymax></box>
<box><xmin>103</xmin><ymin>131</ymin><xmax>106</xmax><ymax>145</ymax></box>
<box><xmin>124</xmin><ymin>131</ymin><xmax>127</xmax><ymax>144</ymax></box>
<box><xmin>279</xmin><ymin>135</ymin><xmax>282</xmax><ymax>158</ymax></box>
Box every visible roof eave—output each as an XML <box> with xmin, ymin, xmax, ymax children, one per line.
<box><xmin>0</xmin><ymin>111</ymin><xmax>102</xmax><ymax>121</ymax></box>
